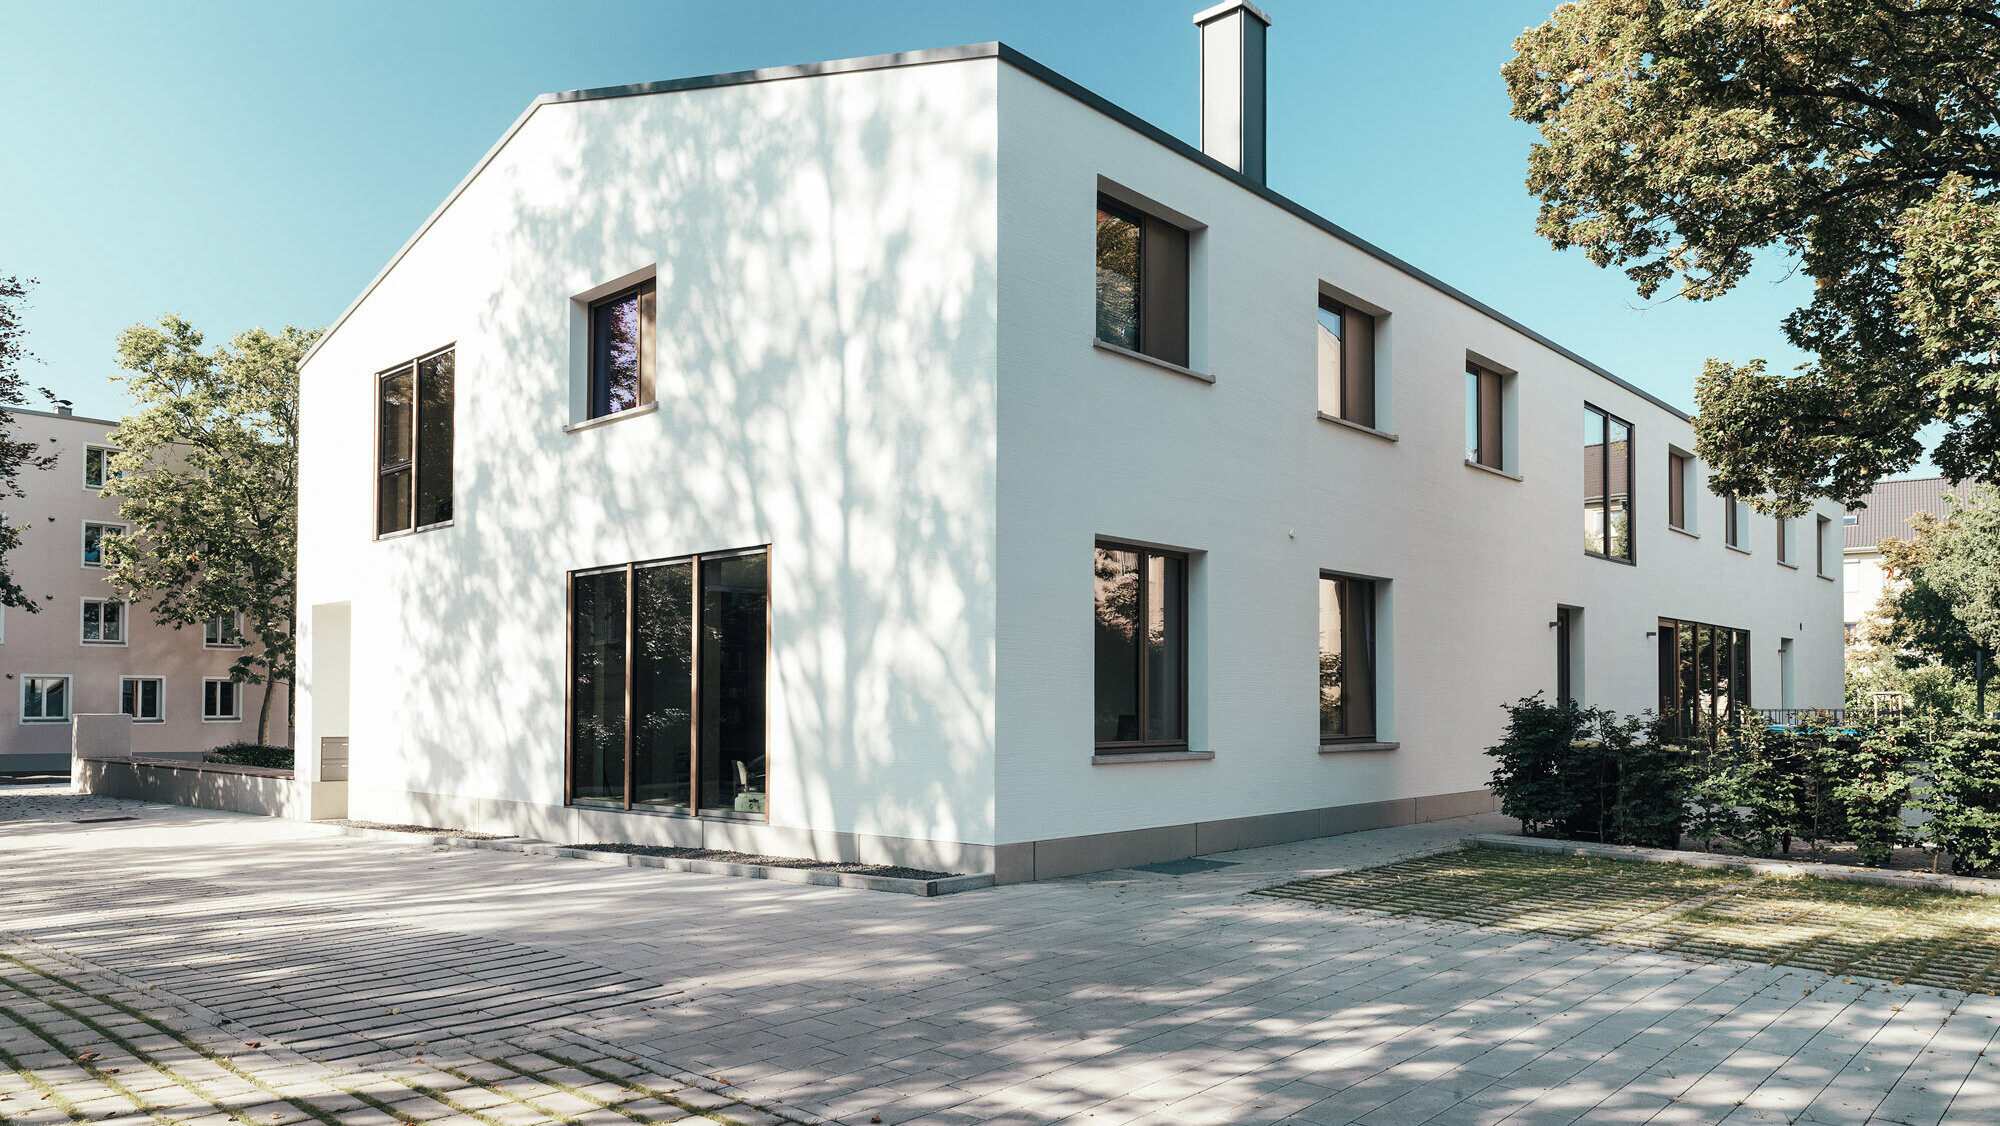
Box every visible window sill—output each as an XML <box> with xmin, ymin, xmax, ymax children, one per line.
<box><xmin>1725</xmin><ymin>544</ymin><xmax>1752</xmax><ymax>556</ymax></box>
<box><xmin>1316</xmin><ymin>412</ymin><xmax>1399</xmax><ymax>443</ymax></box>
<box><xmin>1091</xmin><ymin>749</ymin><xmax>1215</xmax><ymax>765</ymax></box>
<box><xmin>202</xmin><ymin>718</ymin><xmax>243</xmax><ymax>724</ymax></box>
<box><xmin>20</xmin><ymin>719</ymin><xmax>70</xmax><ymax>726</ymax></box>
<box><xmin>1819</xmin><ymin>573</ymin><xmax>1838</xmax><ymax>582</ymax></box>
<box><xmin>1091</xmin><ymin>339</ymin><xmax>1214</xmax><ymax>384</ymax></box>
<box><xmin>1778</xmin><ymin>560</ymin><xmax>1800</xmax><ymax>570</ymax></box>
<box><xmin>1584</xmin><ymin>551</ymin><xmax>1638</xmax><ymax>567</ymax></box>
<box><xmin>1319</xmin><ymin>741</ymin><xmax>1399</xmax><ymax>755</ymax></box>
<box><xmin>376</xmin><ymin>520</ymin><xmax>454</xmax><ymax>542</ymax></box>
<box><xmin>564</xmin><ymin>400</ymin><xmax>659</xmax><ymax>434</ymax></box>
<box><xmin>1668</xmin><ymin>525</ymin><xmax>1698</xmax><ymax>540</ymax></box>
<box><xmin>1464</xmin><ymin>459</ymin><xmax>1522</xmax><ymax>482</ymax></box>
<box><xmin>81</xmin><ymin>641</ymin><xmax>128</xmax><ymax>647</ymax></box>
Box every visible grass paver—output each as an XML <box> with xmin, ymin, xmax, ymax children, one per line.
<box><xmin>1254</xmin><ymin>847</ymin><xmax>2000</xmax><ymax>994</ymax></box>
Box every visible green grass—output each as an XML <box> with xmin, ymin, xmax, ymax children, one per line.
<box><xmin>1254</xmin><ymin>847</ymin><xmax>2000</xmax><ymax>993</ymax></box>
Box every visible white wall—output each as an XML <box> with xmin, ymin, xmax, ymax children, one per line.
<box><xmin>991</xmin><ymin>64</ymin><xmax>1844</xmax><ymax>846</ymax></box>
<box><xmin>297</xmin><ymin>60</ymin><xmax>1001</xmax><ymax>847</ymax></box>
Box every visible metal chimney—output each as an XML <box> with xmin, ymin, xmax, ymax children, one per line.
<box><xmin>1194</xmin><ymin>0</ymin><xmax>1271</xmax><ymax>182</ymax></box>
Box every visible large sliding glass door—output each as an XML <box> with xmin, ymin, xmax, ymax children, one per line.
<box><xmin>568</xmin><ymin>547</ymin><xmax>768</xmax><ymax>818</ymax></box>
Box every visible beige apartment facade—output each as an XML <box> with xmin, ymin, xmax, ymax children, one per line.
<box><xmin>1843</xmin><ymin>476</ymin><xmax>1975</xmax><ymax>644</ymax></box>
<box><xmin>1</xmin><ymin>405</ymin><xmax>287</xmax><ymax>771</ymax></box>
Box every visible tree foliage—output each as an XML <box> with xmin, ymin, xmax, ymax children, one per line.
<box><xmin>0</xmin><ymin>275</ymin><xmax>60</xmax><ymax>610</ymax></box>
<box><xmin>106</xmin><ymin>315</ymin><xmax>318</xmax><ymax>745</ymax></box>
<box><xmin>1868</xmin><ymin>484</ymin><xmax>2000</xmax><ymax>696</ymax></box>
<box><xmin>1504</xmin><ymin>0</ymin><xmax>2000</xmax><ymax>512</ymax></box>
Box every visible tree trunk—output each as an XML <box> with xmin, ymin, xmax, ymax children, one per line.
<box><xmin>256</xmin><ymin>676</ymin><xmax>274</xmax><ymax>746</ymax></box>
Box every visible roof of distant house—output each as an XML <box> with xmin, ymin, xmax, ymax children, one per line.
<box><xmin>1845</xmin><ymin>476</ymin><xmax>1977</xmax><ymax>551</ymax></box>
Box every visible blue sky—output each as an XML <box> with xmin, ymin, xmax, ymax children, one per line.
<box><xmin>1</xmin><ymin>0</ymin><xmax>1819</xmax><ymax>426</ymax></box>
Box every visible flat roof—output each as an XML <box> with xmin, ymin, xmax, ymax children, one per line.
<box><xmin>300</xmin><ymin>42</ymin><xmax>1691</xmax><ymax>421</ymax></box>
<box><xmin>8</xmin><ymin>405</ymin><xmax>119</xmax><ymax>428</ymax></box>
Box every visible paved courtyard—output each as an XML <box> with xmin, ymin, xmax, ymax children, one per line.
<box><xmin>6</xmin><ymin>785</ymin><xmax>2000</xmax><ymax>1124</ymax></box>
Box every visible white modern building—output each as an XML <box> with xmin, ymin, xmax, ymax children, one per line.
<box><xmin>294</xmin><ymin>7</ymin><xmax>1843</xmax><ymax>880</ymax></box>
<box><xmin>1</xmin><ymin>405</ymin><xmax>286</xmax><ymax>771</ymax></box>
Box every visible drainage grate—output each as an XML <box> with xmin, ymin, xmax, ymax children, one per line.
<box><xmin>70</xmin><ymin>816</ymin><xmax>138</xmax><ymax>824</ymax></box>
<box><xmin>1132</xmin><ymin>857</ymin><xmax>1239</xmax><ymax>875</ymax></box>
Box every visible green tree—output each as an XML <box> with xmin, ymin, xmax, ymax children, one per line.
<box><xmin>106</xmin><ymin>316</ymin><xmax>318</xmax><ymax>745</ymax></box>
<box><xmin>1503</xmin><ymin>1</ymin><xmax>2000</xmax><ymax>513</ymax></box>
<box><xmin>1869</xmin><ymin>483</ymin><xmax>2000</xmax><ymax>710</ymax></box>
<box><xmin>0</xmin><ymin>275</ymin><xmax>60</xmax><ymax>610</ymax></box>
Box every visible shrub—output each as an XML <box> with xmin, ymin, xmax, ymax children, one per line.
<box><xmin>1825</xmin><ymin>721</ymin><xmax>1917</xmax><ymax>867</ymax></box>
<box><xmin>1486</xmin><ymin>696</ymin><xmax>1687</xmax><ymax>847</ymax></box>
<box><xmin>202</xmin><ymin>741</ymin><xmax>294</xmax><ymax>770</ymax></box>
<box><xmin>1921</xmin><ymin>720</ymin><xmax>2000</xmax><ymax>875</ymax></box>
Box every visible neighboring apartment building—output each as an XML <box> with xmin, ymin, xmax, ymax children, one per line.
<box><xmin>294</xmin><ymin>6</ymin><xmax>1843</xmax><ymax>880</ymax></box>
<box><xmin>0</xmin><ymin>405</ymin><xmax>286</xmax><ymax>771</ymax></box>
<box><xmin>1842</xmin><ymin>475</ymin><xmax>1976</xmax><ymax>642</ymax></box>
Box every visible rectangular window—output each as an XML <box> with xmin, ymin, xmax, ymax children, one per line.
<box><xmin>1465</xmin><ymin>362</ymin><xmax>1504</xmax><ymax>470</ymax></box>
<box><xmin>21</xmin><ymin>675</ymin><xmax>70</xmax><ymax>723</ymax></box>
<box><xmin>1094</xmin><ymin>542</ymin><xmax>1188</xmax><ymax>750</ymax></box>
<box><xmin>1725</xmin><ymin>495</ymin><xmax>1748</xmax><ymax>549</ymax></box>
<box><xmin>1094</xmin><ymin>193</ymin><xmax>1190</xmax><ymax>367</ymax></box>
<box><xmin>1319</xmin><ymin>575</ymin><xmax>1379</xmax><ymax>742</ymax></box>
<box><xmin>1843</xmin><ymin>511</ymin><xmax>1858</xmax><ymax>526</ymax></box>
<box><xmin>1777</xmin><ymin>516</ymin><xmax>1792</xmax><ymax>565</ymax></box>
<box><xmin>1667</xmin><ymin>450</ymin><xmax>1690</xmax><ymax>530</ymax></box>
<box><xmin>1844</xmin><ymin>559</ymin><xmax>1861</xmax><ymax>593</ymax></box>
<box><xmin>568</xmin><ymin>547</ymin><xmax>768</xmax><ymax>816</ymax></box>
<box><xmin>203</xmin><ymin>678</ymin><xmax>242</xmax><ymax>722</ymax></box>
<box><xmin>121</xmin><ymin>677</ymin><xmax>163</xmax><ymax>723</ymax></box>
<box><xmin>1556</xmin><ymin>606</ymin><xmax>1578</xmax><ymax>706</ymax></box>
<box><xmin>376</xmin><ymin>347</ymin><xmax>454</xmax><ymax>537</ymax></box>
<box><xmin>1817</xmin><ymin>516</ymin><xmax>1831</xmax><ymax>576</ymax></box>
<box><xmin>81</xmin><ymin>599</ymin><xmax>125</xmax><ymax>644</ymax></box>
<box><xmin>83</xmin><ymin>446</ymin><xmax>117</xmax><ymax>490</ymax></box>
<box><xmin>82</xmin><ymin>522</ymin><xmax>122</xmax><ymax>567</ymax></box>
<box><xmin>1657</xmin><ymin>618</ymin><xmax>1750</xmax><ymax>742</ymax></box>
<box><xmin>203</xmin><ymin>612</ymin><xmax>242</xmax><ymax>647</ymax></box>
<box><xmin>1316</xmin><ymin>294</ymin><xmax>1377</xmax><ymax>429</ymax></box>
<box><xmin>1583</xmin><ymin>405</ymin><xmax>1634</xmax><ymax>561</ymax></box>
<box><xmin>588</xmin><ymin>280</ymin><xmax>655</xmax><ymax>419</ymax></box>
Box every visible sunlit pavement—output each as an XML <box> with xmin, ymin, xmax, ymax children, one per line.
<box><xmin>6</xmin><ymin>785</ymin><xmax>1997</xmax><ymax>1125</ymax></box>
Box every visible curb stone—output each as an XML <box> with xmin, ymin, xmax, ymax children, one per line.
<box><xmin>1467</xmin><ymin>832</ymin><xmax>2000</xmax><ymax>896</ymax></box>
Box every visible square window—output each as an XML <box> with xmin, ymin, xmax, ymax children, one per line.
<box><xmin>21</xmin><ymin>675</ymin><xmax>70</xmax><ymax>723</ymax></box>
<box><xmin>203</xmin><ymin>678</ymin><xmax>242</xmax><ymax>722</ymax></box>
<box><xmin>121</xmin><ymin>677</ymin><xmax>164</xmax><ymax>723</ymax></box>
<box><xmin>203</xmin><ymin>612</ymin><xmax>242</xmax><ymax>648</ymax></box>
<box><xmin>83</xmin><ymin>446</ymin><xmax>118</xmax><ymax>490</ymax></box>
<box><xmin>1094</xmin><ymin>192</ymin><xmax>1191</xmax><ymax>368</ymax></box>
<box><xmin>588</xmin><ymin>281</ymin><xmax>655</xmax><ymax>419</ymax></box>
<box><xmin>82</xmin><ymin>522</ymin><xmax>122</xmax><ymax>567</ymax></box>
<box><xmin>81</xmin><ymin>599</ymin><xmax>125</xmax><ymax>644</ymax></box>
<box><xmin>1093</xmin><ymin>542</ymin><xmax>1188</xmax><ymax>749</ymax></box>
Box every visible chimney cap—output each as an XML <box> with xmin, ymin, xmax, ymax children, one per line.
<box><xmin>1193</xmin><ymin>0</ymin><xmax>1271</xmax><ymax>27</ymax></box>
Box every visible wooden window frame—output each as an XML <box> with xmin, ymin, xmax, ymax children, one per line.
<box><xmin>1093</xmin><ymin>540</ymin><xmax>1191</xmax><ymax>754</ymax></box>
<box><xmin>374</xmin><ymin>345</ymin><xmax>455</xmax><ymax>540</ymax></box>
<box><xmin>564</xmin><ymin>544</ymin><xmax>772</xmax><ymax>822</ymax></box>
<box><xmin>586</xmin><ymin>280</ymin><xmax>657</xmax><ymax>420</ymax></box>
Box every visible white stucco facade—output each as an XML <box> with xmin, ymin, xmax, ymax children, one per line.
<box><xmin>295</xmin><ymin>46</ymin><xmax>1843</xmax><ymax>880</ymax></box>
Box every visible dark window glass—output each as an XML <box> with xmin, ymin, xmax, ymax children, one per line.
<box><xmin>698</xmin><ymin>553</ymin><xmax>768</xmax><ymax>815</ymax></box>
<box><xmin>1468</xmin><ymin>364</ymin><xmax>1504</xmax><ymax>469</ymax></box>
<box><xmin>1658</xmin><ymin>616</ymin><xmax>1750</xmax><ymax>742</ymax></box>
<box><xmin>416</xmin><ymin>351</ymin><xmax>454</xmax><ymax>527</ymax></box>
<box><xmin>1817</xmin><ymin>515</ymin><xmax>1831</xmax><ymax>575</ymax></box>
<box><xmin>1726</xmin><ymin>496</ymin><xmax>1745</xmax><ymax>548</ymax></box>
<box><xmin>589</xmin><ymin>281</ymin><xmax>654</xmax><ymax>418</ymax></box>
<box><xmin>1093</xmin><ymin>546</ymin><xmax>1141</xmax><ymax>743</ymax></box>
<box><xmin>1320</xmin><ymin>575</ymin><xmax>1378</xmax><ymax>741</ymax></box>
<box><xmin>84</xmin><ymin>447</ymin><xmax>110</xmax><ymax>489</ymax></box>
<box><xmin>121</xmin><ymin>678</ymin><xmax>161</xmax><ymax>721</ymax></box>
<box><xmin>570</xmin><ymin>569</ymin><xmax>627</xmax><ymax>803</ymax></box>
<box><xmin>1668</xmin><ymin>452</ymin><xmax>1688</xmax><ymax>529</ymax></box>
<box><xmin>1556</xmin><ymin>606</ymin><xmax>1574</xmax><ymax>706</ymax></box>
<box><xmin>1317</xmin><ymin>295</ymin><xmax>1376</xmax><ymax>428</ymax></box>
<box><xmin>1094</xmin><ymin>201</ymin><xmax>1142</xmax><ymax>351</ymax></box>
<box><xmin>377</xmin><ymin>367</ymin><xmax>414</xmax><ymax>536</ymax></box>
<box><xmin>204</xmin><ymin>679</ymin><xmax>239</xmax><ymax>720</ymax></box>
<box><xmin>632</xmin><ymin>561</ymin><xmax>694</xmax><ymax>811</ymax></box>
<box><xmin>1095</xmin><ymin>542</ymin><xmax>1188</xmax><ymax>749</ymax></box>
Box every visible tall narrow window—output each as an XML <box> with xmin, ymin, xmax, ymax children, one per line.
<box><xmin>1094</xmin><ymin>542</ymin><xmax>1188</xmax><ymax>750</ymax></box>
<box><xmin>1725</xmin><ymin>495</ymin><xmax>1748</xmax><ymax>549</ymax></box>
<box><xmin>1094</xmin><ymin>193</ymin><xmax>1190</xmax><ymax>367</ymax></box>
<box><xmin>376</xmin><ymin>347</ymin><xmax>454</xmax><ymax>537</ymax></box>
<box><xmin>121</xmin><ymin>677</ymin><xmax>163</xmax><ymax>722</ymax></box>
<box><xmin>1316</xmin><ymin>295</ymin><xmax>1377</xmax><ymax>428</ymax></box>
<box><xmin>588</xmin><ymin>280</ymin><xmax>655</xmax><ymax>419</ymax></box>
<box><xmin>1320</xmin><ymin>575</ymin><xmax>1378</xmax><ymax>742</ymax></box>
<box><xmin>1667</xmin><ymin>450</ymin><xmax>1690</xmax><ymax>530</ymax></box>
<box><xmin>1466</xmin><ymin>362</ymin><xmax>1504</xmax><ymax>470</ymax></box>
<box><xmin>21</xmin><ymin>675</ymin><xmax>70</xmax><ymax>723</ymax></box>
<box><xmin>568</xmin><ymin>547</ymin><xmax>769</xmax><ymax>816</ymax></box>
<box><xmin>81</xmin><ymin>599</ymin><xmax>124</xmax><ymax>644</ymax></box>
<box><xmin>1777</xmin><ymin>516</ymin><xmax>1792</xmax><ymax>564</ymax></box>
<box><xmin>1583</xmin><ymin>405</ymin><xmax>1634</xmax><ymax>561</ymax></box>
<box><xmin>1817</xmin><ymin>515</ymin><xmax>1832</xmax><ymax>577</ymax></box>
<box><xmin>203</xmin><ymin>678</ymin><xmax>242</xmax><ymax>722</ymax></box>
<box><xmin>1555</xmin><ymin>606</ymin><xmax>1576</xmax><ymax>706</ymax></box>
